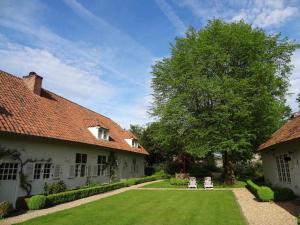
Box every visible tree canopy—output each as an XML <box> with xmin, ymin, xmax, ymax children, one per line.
<box><xmin>151</xmin><ymin>19</ymin><xmax>298</xmax><ymax>182</ymax></box>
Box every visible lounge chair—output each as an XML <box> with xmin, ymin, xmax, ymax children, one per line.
<box><xmin>204</xmin><ymin>177</ymin><xmax>213</xmax><ymax>189</ymax></box>
<box><xmin>188</xmin><ymin>177</ymin><xmax>197</xmax><ymax>188</ymax></box>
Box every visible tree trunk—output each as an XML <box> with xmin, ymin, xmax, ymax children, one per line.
<box><xmin>223</xmin><ymin>151</ymin><xmax>236</xmax><ymax>184</ymax></box>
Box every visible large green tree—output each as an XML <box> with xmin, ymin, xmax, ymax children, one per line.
<box><xmin>151</xmin><ymin>19</ymin><xmax>297</xmax><ymax>183</ymax></box>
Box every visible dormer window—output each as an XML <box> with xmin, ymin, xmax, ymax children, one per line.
<box><xmin>98</xmin><ymin>127</ymin><xmax>109</xmax><ymax>141</ymax></box>
<box><xmin>88</xmin><ymin>126</ymin><xmax>109</xmax><ymax>141</ymax></box>
<box><xmin>125</xmin><ymin>138</ymin><xmax>139</xmax><ymax>148</ymax></box>
<box><xmin>132</xmin><ymin>139</ymin><xmax>139</xmax><ymax>148</ymax></box>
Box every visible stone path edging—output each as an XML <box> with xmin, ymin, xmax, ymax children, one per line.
<box><xmin>0</xmin><ymin>180</ymin><xmax>162</xmax><ymax>225</ymax></box>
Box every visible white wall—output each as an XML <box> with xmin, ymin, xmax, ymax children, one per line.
<box><xmin>261</xmin><ymin>140</ymin><xmax>300</xmax><ymax>196</ymax></box>
<box><xmin>0</xmin><ymin>134</ymin><xmax>145</xmax><ymax>205</ymax></box>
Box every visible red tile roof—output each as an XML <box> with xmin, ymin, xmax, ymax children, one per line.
<box><xmin>0</xmin><ymin>70</ymin><xmax>148</xmax><ymax>155</ymax></box>
<box><xmin>259</xmin><ymin>114</ymin><xmax>300</xmax><ymax>151</ymax></box>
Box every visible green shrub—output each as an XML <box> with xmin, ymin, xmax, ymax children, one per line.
<box><xmin>298</xmin><ymin>214</ymin><xmax>300</xmax><ymax>225</ymax></box>
<box><xmin>246</xmin><ymin>180</ymin><xmax>274</xmax><ymax>202</ymax></box>
<box><xmin>123</xmin><ymin>176</ymin><xmax>158</xmax><ymax>186</ymax></box>
<box><xmin>27</xmin><ymin>195</ymin><xmax>47</xmax><ymax>210</ymax></box>
<box><xmin>170</xmin><ymin>178</ymin><xmax>189</xmax><ymax>185</ymax></box>
<box><xmin>152</xmin><ymin>170</ymin><xmax>170</xmax><ymax>179</ymax></box>
<box><xmin>257</xmin><ymin>187</ymin><xmax>274</xmax><ymax>202</ymax></box>
<box><xmin>0</xmin><ymin>201</ymin><xmax>13</xmax><ymax>218</ymax></box>
<box><xmin>46</xmin><ymin>182</ymin><xmax>126</xmax><ymax>206</ymax></box>
<box><xmin>123</xmin><ymin>178</ymin><xmax>137</xmax><ymax>186</ymax></box>
<box><xmin>274</xmin><ymin>188</ymin><xmax>295</xmax><ymax>202</ymax></box>
<box><xmin>44</xmin><ymin>181</ymin><xmax>67</xmax><ymax>195</ymax></box>
<box><xmin>16</xmin><ymin>197</ymin><xmax>28</xmax><ymax>210</ymax></box>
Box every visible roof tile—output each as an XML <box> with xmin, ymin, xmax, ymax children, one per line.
<box><xmin>0</xmin><ymin>70</ymin><xmax>148</xmax><ymax>155</ymax></box>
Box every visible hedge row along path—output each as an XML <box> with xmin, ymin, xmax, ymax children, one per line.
<box><xmin>0</xmin><ymin>180</ymin><xmax>162</xmax><ymax>225</ymax></box>
<box><xmin>1</xmin><ymin>183</ymin><xmax>297</xmax><ymax>225</ymax></box>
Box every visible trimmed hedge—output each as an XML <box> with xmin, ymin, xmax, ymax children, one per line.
<box><xmin>246</xmin><ymin>180</ymin><xmax>274</xmax><ymax>202</ymax></box>
<box><xmin>123</xmin><ymin>174</ymin><xmax>164</xmax><ymax>186</ymax></box>
<box><xmin>0</xmin><ymin>201</ymin><xmax>13</xmax><ymax>218</ymax></box>
<box><xmin>46</xmin><ymin>182</ymin><xmax>126</xmax><ymax>206</ymax></box>
<box><xmin>27</xmin><ymin>195</ymin><xmax>47</xmax><ymax>210</ymax></box>
<box><xmin>170</xmin><ymin>178</ymin><xmax>189</xmax><ymax>185</ymax></box>
<box><xmin>25</xmin><ymin>174</ymin><xmax>164</xmax><ymax>209</ymax></box>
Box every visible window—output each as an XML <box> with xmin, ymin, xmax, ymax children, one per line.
<box><xmin>97</xmin><ymin>155</ymin><xmax>107</xmax><ymax>176</ymax></box>
<box><xmin>43</xmin><ymin>163</ymin><xmax>52</xmax><ymax>179</ymax></box>
<box><xmin>75</xmin><ymin>153</ymin><xmax>87</xmax><ymax>177</ymax></box>
<box><xmin>34</xmin><ymin>163</ymin><xmax>42</xmax><ymax>179</ymax></box>
<box><xmin>98</xmin><ymin>128</ymin><xmax>109</xmax><ymax>140</ymax></box>
<box><xmin>276</xmin><ymin>155</ymin><xmax>291</xmax><ymax>183</ymax></box>
<box><xmin>33</xmin><ymin>163</ymin><xmax>52</xmax><ymax>180</ymax></box>
<box><xmin>132</xmin><ymin>139</ymin><xmax>138</xmax><ymax>148</ymax></box>
<box><xmin>0</xmin><ymin>163</ymin><xmax>18</xmax><ymax>180</ymax></box>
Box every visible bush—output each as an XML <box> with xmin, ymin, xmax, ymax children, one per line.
<box><xmin>123</xmin><ymin>176</ymin><xmax>158</xmax><ymax>186</ymax></box>
<box><xmin>0</xmin><ymin>201</ymin><xmax>13</xmax><ymax>218</ymax></box>
<box><xmin>44</xmin><ymin>181</ymin><xmax>67</xmax><ymax>195</ymax></box>
<box><xmin>152</xmin><ymin>170</ymin><xmax>170</xmax><ymax>179</ymax></box>
<box><xmin>170</xmin><ymin>178</ymin><xmax>189</xmax><ymax>186</ymax></box>
<box><xmin>16</xmin><ymin>196</ymin><xmax>28</xmax><ymax>210</ymax></box>
<box><xmin>274</xmin><ymin>188</ymin><xmax>295</xmax><ymax>202</ymax></box>
<box><xmin>246</xmin><ymin>180</ymin><xmax>274</xmax><ymax>202</ymax></box>
<box><xmin>46</xmin><ymin>182</ymin><xmax>126</xmax><ymax>206</ymax></box>
<box><xmin>27</xmin><ymin>195</ymin><xmax>47</xmax><ymax>210</ymax></box>
<box><xmin>257</xmin><ymin>187</ymin><xmax>274</xmax><ymax>202</ymax></box>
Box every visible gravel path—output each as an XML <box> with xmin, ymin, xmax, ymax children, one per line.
<box><xmin>0</xmin><ymin>180</ymin><xmax>162</xmax><ymax>225</ymax></box>
<box><xmin>233</xmin><ymin>188</ymin><xmax>297</xmax><ymax>225</ymax></box>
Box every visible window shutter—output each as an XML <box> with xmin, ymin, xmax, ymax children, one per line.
<box><xmin>92</xmin><ymin>165</ymin><xmax>98</xmax><ymax>177</ymax></box>
<box><xmin>87</xmin><ymin>165</ymin><xmax>92</xmax><ymax>177</ymax></box>
<box><xmin>53</xmin><ymin>164</ymin><xmax>61</xmax><ymax>179</ymax></box>
<box><xmin>24</xmin><ymin>163</ymin><xmax>34</xmax><ymax>181</ymax></box>
<box><xmin>69</xmin><ymin>165</ymin><xmax>75</xmax><ymax>178</ymax></box>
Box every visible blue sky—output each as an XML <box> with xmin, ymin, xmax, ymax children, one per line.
<box><xmin>0</xmin><ymin>0</ymin><xmax>299</xmax><ymax>128</ymax></box>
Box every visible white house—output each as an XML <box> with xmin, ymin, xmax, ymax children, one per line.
<box><xmin>260</xmin><ymin>113</ymin><xmax>300</xmax><ymax>196</ymax></box>
<box><xmin>0</xmin><ymin>71</ymin><xmax>149</xmax><ymax>205</ymax></box>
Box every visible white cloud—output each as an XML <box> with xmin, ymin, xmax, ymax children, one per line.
<box><xmin>0</xmin><ymin>0</ymin><xmax>155</xmax><ymax>128</ymax></box>
<box><xmin>176</xmin><ymin>0</ymin><xmax>298</xmax><ymax>28</ymax></box>
<box><xmin>234</xmin><ymin>0</ymin><xmax>298</xmax><ymax>28</ymax></box>
<box><xmin>287</xmin><ymin>50</ymin><xmax>300</xmax><ymax>112</ymax></box>
<box><xmin>155</xmin><ymin>0</ymin><xmax>187</xmax><ymax>35</ymax></box>
<box><xmin>0</xmin><ymin>37</ymin><xmax>114</xmax><ymax>106</ymax></box>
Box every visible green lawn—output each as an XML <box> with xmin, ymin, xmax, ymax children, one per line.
<box><xmin>16</xmin><ymin>190</ymin><xmax>246</xmax><ymax>225</ymax></box>
<box><xmin>143</xmin><ymin>179</ymin><xmax>246</xmax><ymax>189</ymax></box>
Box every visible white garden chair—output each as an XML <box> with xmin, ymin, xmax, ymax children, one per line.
<box><xmin>188</xmin><ymin>177</ymin><xmax>197</xmax><ymax>188</ymax></box>
<box><xmin>204</xmin><ymin>176</ymin><xmax>213</xmax><ymax>189</ymax></box>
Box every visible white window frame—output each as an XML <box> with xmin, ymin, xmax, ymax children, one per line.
<box><xmin>276</xmin><ymin>154</ymin><xmax>291</xmax><ymax>183</ymax></box>
<box><xmin>33</xmin><ymin>163</ymin><xmax>52</xmax><ymax>180</ymax></box>
<box><xmin>98</xmin><ymin>128</ymin><xmax>109</xmax><ymax>141</ymax></box>
<box><xmin>0</xmin><ymin>162</ymin><xmax>19</xmax><ymax>180</ymax></box>
<box><xmin>97</xmin><ymin>155</ymin><xmax>107</xmax><ymax>176</ymax></box>
<box><xmin>75</xmin><ymin>153</ymin><xmax>87</xmax><ymax>177</ymax></box>
<box><xmin>132</xmin><ymin>139</ymin><xmax>139</xmax><ymax>148</ymax></box>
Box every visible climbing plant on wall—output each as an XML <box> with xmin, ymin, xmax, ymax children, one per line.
<box><xmin>105</xmin><ymin>151</ymin><xmax>118</xmax><ymax>183</ymax></box>
<box><xmin>0</xmin><ymin>145</ymin><xmax>51</xmax><ymax>196</ymax></box>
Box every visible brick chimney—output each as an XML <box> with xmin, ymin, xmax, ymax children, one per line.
<box><xmin>23</xmin><ymin>72</ymin><xmax>43</xmax><ymax>95</ymax></box>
